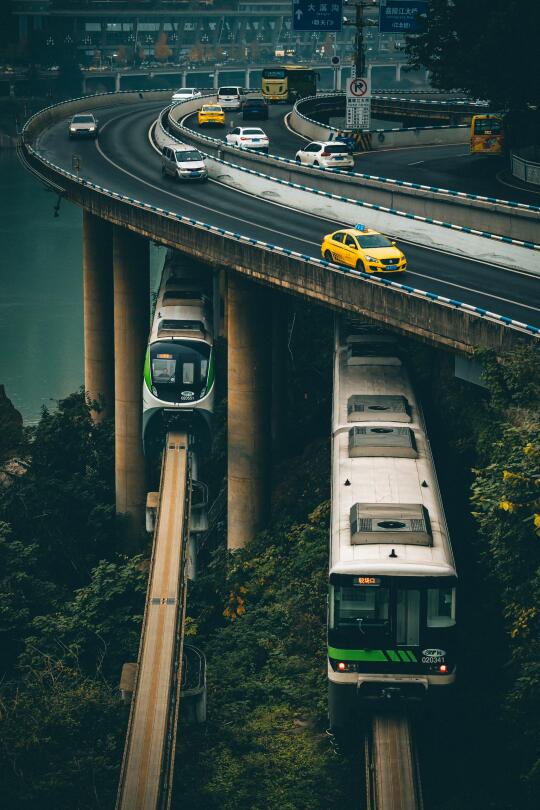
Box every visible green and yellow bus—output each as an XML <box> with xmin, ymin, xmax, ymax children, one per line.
<box><xmin>261</xmin><ymin>65</ymin><xmax>318</xmax><ymax>103</ymax></box>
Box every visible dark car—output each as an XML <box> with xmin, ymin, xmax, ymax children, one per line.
<box><xmin>242</xmin><ymin>97</ymin><xmax>269</xmax><ymax>121</ymax></box>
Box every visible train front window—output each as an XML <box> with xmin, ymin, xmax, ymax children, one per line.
<box><xmin>150</xmin><ymin>341</ymin><xmax>210</xmax><ymax>403</ymax></box>
<box><xmin>330</xmin><ymin>583</ymin><xmax>390</xmax><ymax>637</ymax></box>
<box><xmin>427</xmin><ymin>586</ymin><xmax>456</xmax><ymax>628</ymax></box>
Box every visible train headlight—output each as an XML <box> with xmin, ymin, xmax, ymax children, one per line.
<box><xmin>337</xmin><ymin>661</ymin><xmax>347</xmax><ymax>672</ymax></box>
<box><xmin>439</xmin><ymin>664</ymin><xmax>448</xmax><ymax>673</ymax></box>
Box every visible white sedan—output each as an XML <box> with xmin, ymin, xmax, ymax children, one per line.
<box><xmin>295</xmin><ymin>140</ymin><xmax>354</xmax><ymax>169</ymax></box>
<box><xmin>225</xmin><ymin>126</ymin><xmax>269</xmax><ymax>153</ymax></box>
<box><xmin>171</xmin><ymin>87</ymin><xmax>202</xmax><ymax>101</ymax></box>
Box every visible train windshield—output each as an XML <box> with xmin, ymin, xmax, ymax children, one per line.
<box><xmin>330</xmin><ymin>582</ymin><xmax>391</xmax><ymax>640</ymax></box>
<box><xmin>329</xmin><ymin>575</ymin><xmax>456</xmax><ymax>646</ymax></box>
<box><xmin>150</xmin><ymin>340</ymin><xmax>210</xmax><ymax>403</ymax></box>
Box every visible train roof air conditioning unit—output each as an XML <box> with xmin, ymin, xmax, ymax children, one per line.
<box><xmin>347</xmin><ymin>395</ymin><xmax>411</xmax><ymax>423</ymax></box>
<box><xmin>346</xmin><ymin>335</ymin><xmax>401</xmax><ymax>366</ymax></box>
<box><xmin>348</xmin><ymin>426</ymin><xmax>418</xmax><ymax>458</ymax></box>
<box><xmin>349</xmin><ymin>503</ymin><xmax>432</xmax><ymax>546</ymax></box>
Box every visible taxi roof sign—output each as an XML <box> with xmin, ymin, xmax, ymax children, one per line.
<box><xmin>355</xmin><ymin>224</ymin><xmax>367</xmax><ymax>231</ymax></box>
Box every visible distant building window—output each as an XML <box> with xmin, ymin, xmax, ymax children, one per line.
<box><xmin>85</xmin><ymin>23</ymin><xmax>101</xmax><ymax>32</ymax></box>
<box><xmin>138</xmin><ymin>23</ymin><xmax>160</xmax><ymax>32</ymax></box>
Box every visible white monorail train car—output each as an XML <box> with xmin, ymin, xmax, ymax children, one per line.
<box><xmin>142</xmin><ymin>252</ymin><xmax>215</xmax><ymax>451</ymax></box>
<box><xmin>328</xmin><ymin>320</ymin><xmax>457</xmax><ymax>728</ymax></box>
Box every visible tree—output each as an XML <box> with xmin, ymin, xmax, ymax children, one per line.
<box><xmin>406</xmin><ymin>1</ymin><xmax>540</xmax><ymax>112</ymax></box>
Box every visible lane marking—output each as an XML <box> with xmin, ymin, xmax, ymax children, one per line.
<box><xmin>89</xmin><ymin>112</ymin><xmax>540</xmax><ymax>313</ymax></box>
<box><xmin>407</xmin><ymin>160</ymin><xmax>425</xmax><ymax>166</ymax></box>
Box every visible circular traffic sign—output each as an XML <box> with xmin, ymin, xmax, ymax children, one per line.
<box><xmin>349</xmin><ymin>78</ymin><xmax>368</xmax><ymax>97</ymax></box>
<box><xmin>331</xmin><ymin>56</ymin><xmax>340</xmax><ymax>66</ymax></box>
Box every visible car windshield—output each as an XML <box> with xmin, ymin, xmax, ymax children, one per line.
<box><xmin>176</xmin><ymin>88</ymin><xmax>195</xmax><ymax>94</ymax></box>
<box><xmin>219</xmin><ymin>87</ymin><xmax>238</xmax><ymax>95</ymax></box>
<box><xmin>204</xmin><ymin>106</ymin><xmax>222</xmax><ymax>112</ymax></box>
<box><xmin>175</xmin><ymin>150</ymin><xmax>203</xmax><ymax>162</ymax></box>
<box><xmin>356</xmin><ymin>234</ymin><xmax>393</xmax><ymax>249</ymax></box>
<box><xmin>243</xmin><ymin>129</ymin><xmax>265</xmax><ymax>136</ymax></box>
<box><xmin>73</xmin><ymin>115</ymin><xmax>94</xmax><ymax>123</ymax></box>
<box><xmin>324</xmin><ymin>144</ymin><xmax>348</xmax><ymax>154</ymax></box>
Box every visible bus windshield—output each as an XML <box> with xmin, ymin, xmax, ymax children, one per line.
<box><xmin>262</xmin><ymin>68</ymin><xmax>286</xmax><ymax>79</ymax></box>
<box><xmin>473</xmin><ymin>116</ymin><xmax>502</xmax><ymax>135</ymax></box>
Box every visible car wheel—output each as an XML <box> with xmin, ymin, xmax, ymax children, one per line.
<box><xmin>323</xmin><ymin>250</ymin><xmax>332</xmax><ymax>262</ymax></box>
<box><xmin>314</xmin><ymin>160</ymin><xmax>320</xmax><ymax>167</ymax></box>
<box><xmin>355</xmin><ymin>259</ymin><xmax>366</xmax><ymax>272</ymax></box>
<box><xmin>295</xmin><ymin>155</ymin><xmax>301</xmax><ymax>163</ymax></box>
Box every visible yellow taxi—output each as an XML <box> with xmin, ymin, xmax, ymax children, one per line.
<box><xmin>321</xmin><ymin>224</ymin><xmax>406</xmax><ymax>274</ymax></box>
<box><xmin>197</xmin><ymin>104</ymin><xmax>226</xmax><ymax>127</ymax></box>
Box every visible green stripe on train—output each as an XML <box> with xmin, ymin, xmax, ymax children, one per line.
<box><xmin>328</xmin><ymin>647</ymin><xmax>387</xmax><ymax>662</ymax></box>
<box><xmin>328</xmin><ymin>647</ymin><xmax>418</xmax><ymax>663</ymax></box>
<box><xmin>144</xmin><ymin>347</ymin><xmax>151</xmax><ymax>390</ymax></box>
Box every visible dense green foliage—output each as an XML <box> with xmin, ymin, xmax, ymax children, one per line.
<box><xmin>411</xmin><ymin>343</ymin><xmax>540</xmax><ymax>809</ymax></box>
<box><xmin>406</xmin><ymin>1</ymin><xmax>540</xmax><ymax>142</ymax></box>
<box><xmin>0</xmin><ymin>391</ymin><xmax>143</xmax><ymax>808</ymax></box>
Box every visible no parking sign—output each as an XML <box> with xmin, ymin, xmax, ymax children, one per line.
<box><xmin>346</xmin><ymin>76</ymin><xmax>371</xmax><ymax>130</ymax></box>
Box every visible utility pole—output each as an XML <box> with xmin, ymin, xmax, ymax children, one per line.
<box><xmin>343</xmin><ymin>1</ymin><xmax>378</xmax><ymax>78</ymax></box>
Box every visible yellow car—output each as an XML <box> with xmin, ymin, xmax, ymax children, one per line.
<box><xmin>321</xmin><ymin>224</ymin><xmax>407</xmax><ymax>274</ymax></box>
<box><xmin>197</xmin><ymin>104</ymin><xmax>226</xmax><ymax>127</ymax></box>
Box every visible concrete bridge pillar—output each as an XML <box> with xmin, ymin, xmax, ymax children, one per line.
<box><xmin>244</xmin><ymin>68</ymin><xmax>250</xmax><ymax>90</ymax></box>
<box><xmin>83</xmin><ymin>211</ymin><xmax>114</xmax><ymax>419</ymax></box>
<box><xmin>367</xmin><ymin>64</ymin><xmax>372</xmax><ymax>84</ymax></box>
<box><xmin>181</xmin><ymin>71</ymin><xmax>187</xmax><ymax>88</ymax></box>
<box><xmin>227</xmin><ymin>272</ymin><xmax>271</xmax><ymax>550</ymax></box>
<box><xmin>213</xmin><ymin>70</ymin><xmax>219</xmax><ymax>91</ymax></box>
<box><xmin>113</xmin><ymin>226</ymin><xmax>149</xmax><ymax>545</ymax></box>
<box><xmin>115</xmin><ymin>72</ymin><xmax>121</xmax><ymax>92</ymax></box>
<box><xmin>271</xmin><ymin>291</ymin><xmax>288</xmax><ymax>456</ymax></box>
<box><xmin>334</xmin><ymin>66</ymin><xmax>342</xmax><ymax>91</ymax></box>
<box><xmin>396</xmin><ymin>63</ymin><xmax>401</xmax><ymax>82</ymax></box>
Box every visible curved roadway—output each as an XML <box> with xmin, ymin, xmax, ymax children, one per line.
<box><xmin>36</xmin><ymin>101</ymin><xmax>540</xmax><ymax>327</ymax></box>
<box><xmin>182</xmin><ymin>104</ymin><xmax>540</xmax><ymax>206</ymax></box>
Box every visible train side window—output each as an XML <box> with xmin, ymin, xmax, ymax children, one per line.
<box><xmin>200</xmin><ymin>358</ymin><xmax>208</xmax><ymax>381</ymax></box>
<box><xmin>427</xmin><ymin>587</ymin><xmax>456</xmax><ymax>628</ymax></box>
<box><xmin>182</xmin><ymin>363</ymin><xmax>195</xmax><ymax>384</ymax></box>
<box><xmin>396</xmin><ymin>589</ymin><xmax>420</xmax><ymax>646</ymax></box>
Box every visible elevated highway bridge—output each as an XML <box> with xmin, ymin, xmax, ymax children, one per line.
<box><xmin>19</xmin><ymin>88</ymin><xmax>539</xmax><ymax>546</ymax></box>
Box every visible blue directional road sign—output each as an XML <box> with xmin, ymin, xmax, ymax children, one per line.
<box><xmin>292</xmin><ymin>0</ymin><xmax>343</xmax><ymax>33</ymax></box>
<box><xmin>379</xmin><ymin>0</ymin><xmax>427</xmax><ymax>34</ymax></box>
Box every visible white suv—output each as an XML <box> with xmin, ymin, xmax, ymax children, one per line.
<box><xmin>295</xmin><ymin>141</ymin><xmax>354</xmax><ymax>170</ymax></box>
<box><xmin>226</xmin><ymin>126</ymin><xmax>269</xmax><ymax>153</ymax></box>
<box><xmin>171</xmin><ymin>87</ymin><xmax>202</xmax><ymax>101</ymax></box>
<box><xmin>217</xmin><ymin>86</ymin><xmax>244</xmax><ymax>110</ymax></box>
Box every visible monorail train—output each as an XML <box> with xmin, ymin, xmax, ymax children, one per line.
<box><xmin>142</xmin><ymin>252</ymin><xmax>215</xmax><ymax>452</ymax></box>
<box><xmin>328</xmin><ymin>321</ymin><xmax>457</xmax><ymax>728</ymax></box>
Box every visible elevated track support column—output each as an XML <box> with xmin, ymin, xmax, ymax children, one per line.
<box><xmin>113</xmin><ymin>225</ymin><xmax>149</xmax><ymax>545</ymax></box>
<box><xmin>227</xmin><ymin>272</ymin><xmax>271</xmax><ymax>550</ymax></box>
<box><xmin>271</xmin><ymin>291</ymin><xmax>288</xmax><ymax>457</ymax></box>
<box><xmin>83</xmin><ymin>210</ymin><xmax>114</xmax><ymax>419</ymax></box>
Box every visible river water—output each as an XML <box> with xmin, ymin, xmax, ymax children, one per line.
<box><xmin>0</xmin><ymin>149</ymin><xmax>163</xmax><ymax>425</ymax></box>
